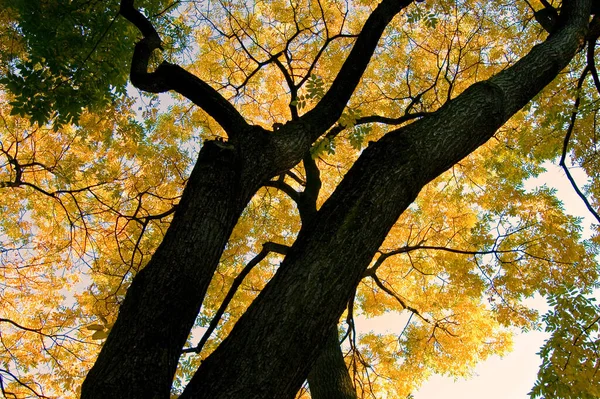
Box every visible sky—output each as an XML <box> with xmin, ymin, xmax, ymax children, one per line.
<box><xmin>356</xmin><ymin>164</ymin><xmax>596</xmax><ymax>399</ymax></box>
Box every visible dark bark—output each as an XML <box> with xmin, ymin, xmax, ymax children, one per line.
<box><xmin>292</xmin><ymin>155</ymin><xmax>357</xmax><ymax>398</ymax></box>
<box><xmin>81</xmin><ymin>0</ymin><xmax>591</xmax><ymax>397</ymax></box>
<box><xmin>308</xmin><ymin>326</ymin><xmax>357</xmax><ymax>399</ymax></box>
<box><xmin>81</xmin><ymin>0</ymin><xmax>413</xmax><ymax>397</ymax></box>
<box><xmin>179</xmin><ymin>1</ymin><xmax>591</xmax><ymax>398</ymax></box>
<box><xmin>80</xmin><ymin>138</ymin><xmax>263</xmax><ymax>398</ymax></box>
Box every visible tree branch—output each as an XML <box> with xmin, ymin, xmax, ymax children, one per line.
<box><xmin>301</xmin><ymin>0</ymin><xmax>415</xmax><ymax>136</ymax></box>
<box><xmin>0</xmin><ymin>368</ymin><xmax>51</xmax><ymax>399</ymax></box>
<box><xmin>558</xmin><ymin>66</ymin><xmax>600</xmax><ymax>224</ymax></box>
<box><xmin>263</xmin><ymin>180</ymin><xmax>301</xmax><ymax>204</ymax></box>
<box><xmin>586</xmin><ymin>17</ymin><xmax>600</xmax><ymax>95</ymax></box>
<box><xmin>0</xmin><ymin>318</ymin><xmax>53</xmax><ymax>337</ymax></box>
<box><xmin>182</xmin><ymin>241</ymin><xmax>289</xmax><ymax>355</ymax></box>
<box><xmin>119</xmin><ymin>0</ymin><xmax>250</xmax><ymax>137</ymax></box>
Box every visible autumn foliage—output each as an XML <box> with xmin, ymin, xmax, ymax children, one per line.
<box><xmin>0</xmin><ymin>0</ymin><xmax>599</xmax><ymax>398</ymax></box>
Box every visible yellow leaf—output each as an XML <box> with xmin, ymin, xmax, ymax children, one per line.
<box><xmin>86</xmin><ymin>324</ymin><xmax>105</xmax><ymax>331</ymax></box>
<box><xmin>91</xmin><ymin>330</ymin><xmax>109</xmax><ymax>340</ymax></box>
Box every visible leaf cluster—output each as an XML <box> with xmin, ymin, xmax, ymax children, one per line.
<box><xmin>0</xmin><ymin>0</ymin><xmax>179</xmax><ymax>127</ymax></box>
<box><xmin>530</xmin><ymin>288</ymin><xmax>600</xmax><ymax>399</ymax></box>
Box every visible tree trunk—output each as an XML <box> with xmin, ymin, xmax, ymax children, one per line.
<box><xmin>308</xmin><ymin>326</ymin><xmax>357</xmax><ymax>399</ymax></box>
<box><xmin>79</xmin><ymin>139</ymin><xmax>258</xmax><ymax>398</ymax></box>
<box><xmin>82</xmin><ymin>0</ymin><xmax>414</xmax><ymax>396</ymax></box>
<box><xmin>179</xmin><ymin>3</ymin><xmax>591</xmax><ymax>397</ymax></box>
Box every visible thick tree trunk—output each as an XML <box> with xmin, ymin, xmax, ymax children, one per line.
<box><xmin>82</xmin><ymin>0</ymin><xmax>414</xmax><ymax>396</ymax></box>
<box><xmin>308</xmin><ymin>326</ymin><xmax>357</xmax><ymax>399</ymax></box>
<box><xmin>80</xmin><ymin>139</ymin><xmax>263</xmax><ymax>398</ymax></box>
<box><xmin>179</xmin><ymin>3</ymin><xmax>591</xmax><ymax>398</ymax></box>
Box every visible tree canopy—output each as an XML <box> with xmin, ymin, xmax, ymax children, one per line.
<box><xmin>0</xmin><ymin>0</ymin><xmax>599</xmax><ymax>398</ymax></box>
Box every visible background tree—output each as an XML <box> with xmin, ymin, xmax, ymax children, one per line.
<box><xmin>531</xmin><ymin>287</ymin><xmax>600</xmax><ymax>399</ymax></box>
<box><xmin>0</xmin><ymin>0</ymin><xmax>599</xmax><ymax>398</ymax></box>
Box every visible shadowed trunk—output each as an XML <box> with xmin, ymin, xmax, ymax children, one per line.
<box><xmin>82</xmin><ymin>0</ymin><xmax>415</xmax><ymax>395</ymax></box>
<box><xmin>179</xmin><ymin>3</ymin><xmax>591</xmax><ymax>397</ymax></box>
<box><xmin>308</xmin><ymin>326</ymin><xmax>357</xmax><ymax>399</ymax></box>
<box><xmin>81</xmin><ymin>0</ymin><xmax>592</xmax><ymax>398</ymax></box>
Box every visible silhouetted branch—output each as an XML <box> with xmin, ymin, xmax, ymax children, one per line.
<box><xmin>559</xmin><ymin>66</ymin><xmax>600</xmax><ymax>224</ymax></box>
<box><xmin>302</xmin><ymin>0</ymin><xmax>415</xmax><ymax>136</ymax></box>
<box><xmin>182</xmin><ymin>241</ymin><xmax>290</xmax><ymax>354</ymax></box>
<box><xmin>119</xmin><ymin>0</ymin><xmax>250</xmax><ymax>137</ymax></box>
<box><xmin>0</xmin><ymin>367</ymin><xmax>51</xmax><ymax>399</ymax></box>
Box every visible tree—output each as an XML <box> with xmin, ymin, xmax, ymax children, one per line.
<box><xmin>531</xmin><ymin>288</ymin><xmax>600</xmax><ymax>399</ymax></box>
<box><xmin>0</xmin><ymin>0</ymin><xmax>599</xmax><ymax>398</ymax></box>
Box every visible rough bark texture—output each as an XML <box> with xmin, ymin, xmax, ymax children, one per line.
<box><xmin>179</xmin><ymin>2</ymin><xmax>590</xmax><ymax>398</ymax></box>
<box><xmin>81</xmin><ymin>0</ymin><xmax>414</xmax><ymax>397</ymax></box>
<box><xmin>308</xmin><ymin>327</ymin><xmax>357</xmax><ymax>399</ymax></box>
<box><xmin>81</xmin><ymin>0</ymin><xmax>591</xmax><ymax>398</ymax></box>
<box><xmin>81</xmin><ymin>138</ymin><xmax>262</xmax><ymax>398</ymax></box>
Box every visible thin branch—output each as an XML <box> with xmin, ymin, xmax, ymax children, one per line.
<box><xmin>323</xmin><ymin>111</ymin><xmax>429</xmax><ymax>143</ymax></box>
<box><xmin>0</xmin><ymin>368</ymin><xmax>51</xmax><ymax>399</ymax></box>
<box><xmin>369</xmin><ymin>273</ymin><xmax>457</xmax><ymax>337</ymax></box>
<box><xmin>558</xmin><ymin>66</ymin><xmax>600</xmax><ymax>224</ymax></box>
<box><xmin>364</xmin><ymin>243</ymin><xmax>525</xmax><ymax>277</ymax></box>
<box><xmin>182</xmin><ymin>241</ymin><xmax>290</xmax><ymax>354</ymax></box>
<box><xmin>264</xmin><ymin>152</ymin><xmax>323</xmax><ymax>224</ymax></box>
<box><xmin>152</xmin><ymin>1</ymin><xmax>182</xmax><ymax>18</ymax></box>
<box><xmin>82</xmin><ymin>10</ymin><xmax>120</xmax><ymax>66</ymax></box>
<box><xmin>0</xmin><ymin>318</ymin><xmax>53</xmax><ymax>337</ymax></box>
<box><xmin>263</xmin><ymin>180</ymin><xmax>301</xmax><ymax>204</ymax></box>
<box><xmin>573</xmin><ymin>314</ymin><xmax>600</xmax><ymax>346</ymax></box>
<box><xmin>285</xmin><ymin>170</ymin><xmax>305</xmax><ymax>186</ymax></box>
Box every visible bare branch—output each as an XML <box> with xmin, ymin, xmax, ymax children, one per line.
<box><xmin>559</xmin><ymin>66</ymin><xmax>600</xmax><ymax>224</ymax></box>
<box><xmin>119</xmin><ymin>0</ymin><xmax>250</xmax><ymax>137</ymax></box>
<box><xmin>0</xmin><ymin>368</ymin><xmax>51</xmax><ymax>399</ymax></box>
<box><xmin>182</xmin><ymin>241</ymin><xmax>289</xmax><ymax>354</ymax></box>
<box><xmin>369</xmin><ymin>273</ymin><xmax>457</xmax><ymax>337</ymax></box>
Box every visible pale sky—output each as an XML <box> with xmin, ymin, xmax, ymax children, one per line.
<box><xmin>415</xmin><ymin>328</ymin><xmax>549</xmax><ymax>399</ymax></box>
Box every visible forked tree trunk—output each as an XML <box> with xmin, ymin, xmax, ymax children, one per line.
<box><xmin>82</xmin><ymin>0</ymin><xmax>415</xmax><ymax>396</ymax></box>
<box><xmin>178</xmin><ymin>3</ymin><xmax>591</xmax><ymax>397</ymax></box>
<box><xmin>81</xmin><ymin>1</ymin><xmax>592</xmax><ymax>398</ymax></box>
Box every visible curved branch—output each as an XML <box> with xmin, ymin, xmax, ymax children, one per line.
<box><xmin>369</xmin><ymin>273</ymin><xmax>457</xmax><ymax>337</ymax></box>
<box><xmin>264</xmin><ymin>153</ymin><xmax>323</xmax><ymax>223</ymax></box>
<box><xmin>264</xmin><ymin>180</ymin><xmax>301</xmax><ymax>204</ymax></box>
<box><xmin>364</xmin><ymin>241</ymin><xmax>533</xmax><ymax>277</ymax></box>
<box><xmin>0</xmin><ymin>318</ymin><xmax>53</xmax><ymax>337</ymax></box>
<box><xmin>322</xmin><ymin>111</ymin><xmax>429</xmax><ymax>144</ymax></box>
<box><xmin>586</xmin><ymin>16</ymin><xmax>600</xmax><ymax>95</ymax></box>
<box><xmin>119</xmin><ymin>0</ymin><xmax>250</xmax><ymax>137</ymax></box>
<box><xmin>356</xmin><ymin>112</ymin><xmax>430</xmax><ymax>126</ymax></box>
<box><xmin>0</xmin><ymin>368</ymin><xmax>51</xmax><ymax>399</ymax></box>
<box><xmin>558</xmin><ymin>66</ymin><xmax>600</xmax><ymax>224</ymax></box>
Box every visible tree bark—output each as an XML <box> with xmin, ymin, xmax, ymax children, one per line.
<box><xmin>81</xmin><ymin>0</ymin><xmax>414</xmax><ymax>397</ymax></box>
<box><xmin>80</xmin><ymin>138</ymin><xmax>264</xmax><ymax>398</ymax></box>
<box><xmin>308</xmin><ymin>326</ymin><xmax>357</xmax><ymax>399</ymax></box>
<box><xmin>179</xmin><ymin>2</ymin><xmax>591</xmax><ymax>398</ymax></box>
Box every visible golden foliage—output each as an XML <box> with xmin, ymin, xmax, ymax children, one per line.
<box><xmin>1</xmin><ymin>0</ymin><xmax>599</xmax><ymax>397</ymax></box>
